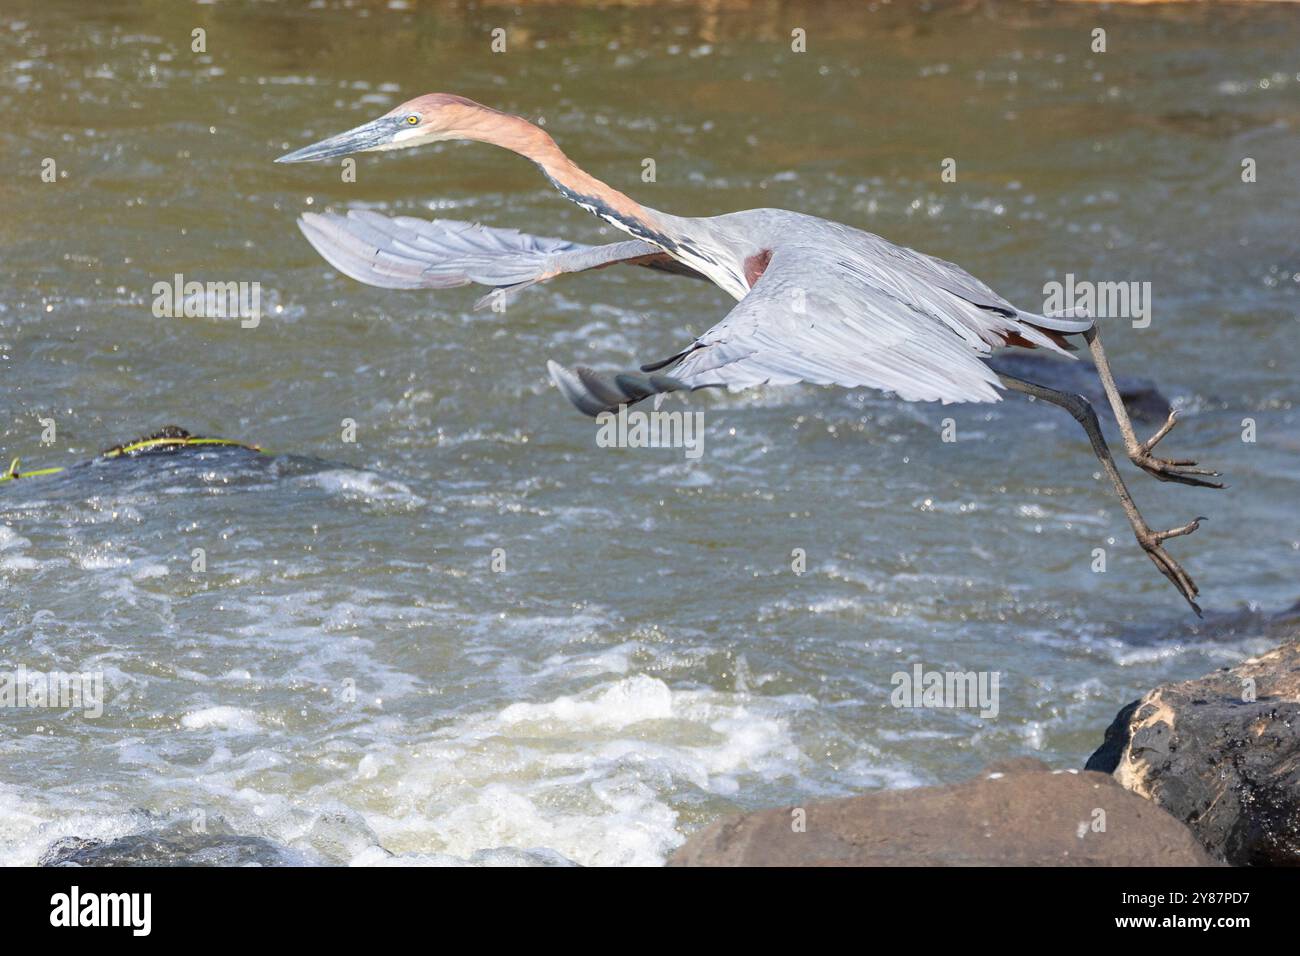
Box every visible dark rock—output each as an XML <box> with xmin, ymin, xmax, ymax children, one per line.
<box><xmin>1085</xmin><ymin>638</ymin><xmax>1300</xmax><ymax>866</ymax></box>
<box><xmin>1084</xmin><ymin>700</ymin><xmax>1142</xmax><ymax>775</ymax></box>
<box><xmin>40</xmin><ymin>827</ymin><xmax>316</xmax><ymax>867</ymax></box>
<box><xmin>668</xmin><ymin>766</ymin><xmax>1214</xmax><ymax>866</ymax></box>
<box><xmin>987</xmin><ymin>353</ymin><xmax>1171</xmax><ymax>423</ymax></box>
<box><xmin>1095</xmin><ymin>599</ymin><xmax>1300</xmax><ymax>652</ymax></box>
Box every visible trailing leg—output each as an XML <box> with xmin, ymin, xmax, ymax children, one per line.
<box><xmin>1082</xmin><ymin>326</ymin><xmax>1223</xmax><ymax>488</ymax></box>
<box><xmin>1000</xmin><ymin>373</ymin><xmax>1205</xmax><ymax>615</ymax></box>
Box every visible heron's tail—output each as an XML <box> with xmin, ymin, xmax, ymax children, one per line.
<box><xmin>547</xmin><ymin>361</ymin><xmax>690</xmax><ymax>417</ymax></box>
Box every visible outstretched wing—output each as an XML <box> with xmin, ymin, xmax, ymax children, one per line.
<box><xmin>849</xmin><ymin>232</ymin><xmax>1093</xmax><ymax>334</ymax></box>
<box><xmin>296</xmin><ymin>210</ymin><xmax>704</xmax><ymax>308</ymax></box>
<box><xmin>549</xmin><ymin>242</ymin><xmax>1049</xmax><ymax>415</ymax></box>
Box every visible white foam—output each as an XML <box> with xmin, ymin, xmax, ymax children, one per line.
<box><xmin>497</xmin><ymin>674</ymin><xmax>674</xmax><ymax>730</ymax></box>
<box><xmin>131</xmin><ymin>561</ymin><xmax>169</xmax><ymax>580</ymax></box>
<box><xmin>0</xmin><ymin>525</ymin><xmax>39</xmax><ymax>570</ymax></box>
<box><xmin>296</xmin><ymin>469</ymin><xmax>425</xmax><ymax>508</ymax></box>
<box><xmin>181</xmin><ymin>706</ymin><xmax>261</xmax><ymax>732</ymax></box>
<box><xmin>0</xmin><ymin>526</ymin><xmax>31</xmax><ymax>551</ymax></box>
<box><xmin>325</xmin><ymin>674</ymin><xmax>820</xmax><ymax>866</ymax></box>
<box><xmin>76</xmin><ymin>552</ymin><xmax>131</xmax><ymax>570</ymax></box>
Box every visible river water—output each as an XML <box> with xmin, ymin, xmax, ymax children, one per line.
<box><xmin>2</xmin><ymin>0</ymin><xmax>1297</xmax><ymax>866</ymax></box>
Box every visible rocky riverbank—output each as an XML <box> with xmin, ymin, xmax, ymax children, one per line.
<box><xmin>672</xmin><ymin>605</ymin><xmax>1300</xmax><ymax>867</ymax></box>
<box><xmin>1085</xmin><ymin>629</ymin><xmax>1300</xmax><ymax>865</ymax></box>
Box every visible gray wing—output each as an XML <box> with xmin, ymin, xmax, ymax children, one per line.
<box><xmin>549</xmin><ymin>242</ymin><xmax>1037</xmax><ymax>416</ymax></box>
<box><xmin>857</xmin><ymin>234</ymin><xmax>1091</xmax><ymax>334</ymax></box>
<box><xmin>296</xmin><ymin>210</ymin><xmax>704</xmax><ymax>308</ymax></box>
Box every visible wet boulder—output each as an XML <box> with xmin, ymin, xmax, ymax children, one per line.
<box><xmin>668</xmin><ymin>765</ymin><xmax>1213</xmax><ymax>866</ymax></box>
<box><xmin>1086</xmin><ymin>632</ymin><xmax>1300</xmax><ymax>866</ymax></box>
<box><xmin>40</xmin><ymin>826</ymin><xmax>316</xmax><ymax>867</ymax></box>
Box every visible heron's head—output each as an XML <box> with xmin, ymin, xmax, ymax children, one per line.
<box><xmin>276</xmin><ymin>93</ymin><xmax>499</xmax><ymax>163</ymax></box>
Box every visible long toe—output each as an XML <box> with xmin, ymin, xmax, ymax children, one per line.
<box><xmin>1138</xmin><ymin>539</ymin><xmax>1202</xmax><ymax>615</ymax></box>
<box><xmin>1137</xmin><ymin>456</ymin><xmax>1225</xmax><ymax>489</ymax></box>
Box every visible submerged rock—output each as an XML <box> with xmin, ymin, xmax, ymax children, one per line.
<box><xmin>668</xmin><ymin>765</ymin><xmax>1212</xmax><ymax>866</ymax></box>
<box><xmin>1086</xmin><ymin>630</ymin><xmax>1300</xmax><ymax>866</ymax></box>
<box><xmin>463</xmin><ymin>847</ymin><xmax>580</xmax><ymax>867</ymax></box>
<box><xmin>987</xmin><ymin>353</ymin><xmax>1171</xmax><ymax>423</ymax></box>
<box><xmin>40</xmin><ymin>827</ymin><xmax>316</xmax><ymax>867</ymax></box>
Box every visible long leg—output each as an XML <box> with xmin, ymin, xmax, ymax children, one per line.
<box><xmin>999</xmin><ymin>373</ymin><xmax>1205</xmax><ymax>615</ymax></box>
<box><xmin>1082</xmin><ymin>326</ymin><xmax>1223</xmax><ymax>488</ymax></box>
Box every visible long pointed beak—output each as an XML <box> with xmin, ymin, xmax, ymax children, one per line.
<box><xmin>276</xmin><ymin>117</ymin><xmax>397</xmax><ymax>163</ymax></box>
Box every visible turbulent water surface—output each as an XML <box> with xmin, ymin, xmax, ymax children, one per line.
<box><xmin>2</xmin><ymin>0</ymin><xmax>1298</xmax><ymax>866</ymax></box>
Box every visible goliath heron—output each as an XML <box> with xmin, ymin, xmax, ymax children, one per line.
<box><xmin>277</xmin><ymin>93</ymin><xmax>1221</xmax><ymax>612</ymax></box>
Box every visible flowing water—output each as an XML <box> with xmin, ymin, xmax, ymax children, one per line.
<box><xmin>1</xmin><ymin>0</ymin><xmax>1297</xmax><ymax>866</ymax></box>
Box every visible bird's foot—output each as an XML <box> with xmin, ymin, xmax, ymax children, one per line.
<box><xmin>1128</xmin><ymin>410</ymin><xmax>1224</xmax><ymax>488</ymax></box>
<box><xmin>1134</xmin><ymin>516</ymin><xmax>1206</xmax><ymax>615</ymax></box>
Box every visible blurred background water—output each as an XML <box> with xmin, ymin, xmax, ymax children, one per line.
<box><xmin>1</xmin><ymin>0</ymin><xmax>1297</xmax><ymax>866</ymax></box>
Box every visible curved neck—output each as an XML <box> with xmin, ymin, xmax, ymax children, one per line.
<box><xmin>459</xmin><ymin>108</ymin><xmax>668</xmax><ymax>244</ymax></box>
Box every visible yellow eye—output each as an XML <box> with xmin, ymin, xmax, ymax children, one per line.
<box><xmin>406</xmin><ymin>114</ymin><xmax>419</xmax><ymax>125</ymax></box>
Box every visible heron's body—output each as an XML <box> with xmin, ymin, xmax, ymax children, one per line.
<box><xmin>278</xmin><ymin>92</ymin><xmax>1221</xmax><ymax>612</ymax></box>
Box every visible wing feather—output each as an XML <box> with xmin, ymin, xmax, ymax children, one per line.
<box><xmin>548</xmin><ymin>241</ymin><xmax>1024</xmax><ymax>415</ymax></box>
<box><xmin>672</xmin><ymin>245</ymin><xmax>1006</xmax><ymax>403</ymax></box>
<box><xmin>296</xmin><ymin>210</ymin><xmax>706</xmax><ymax>304</ymax></box>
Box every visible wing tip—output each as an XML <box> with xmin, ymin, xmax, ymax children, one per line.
<box><xmin>547</xmin><ymin>361</ymin><xmax>606</xmax><ymax>418</ymax></box>
<box><xmin>547</xmin><ymin>361</ymin><xmax>686</xmax><ymax>417</ymax></box>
